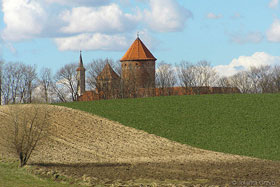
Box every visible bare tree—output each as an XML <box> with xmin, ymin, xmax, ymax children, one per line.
<box><xmin>86</xmin><ymin>59</ymin><xmax>120</xmax><ymax>90</ymax></box>
<box><xmin>7</xmin><ymin>105</ymin><xmax>51</xmax><ymax>167</ymax></box>
<box><xmin>1</xmin><ymin>64</ymin><xmax>11</xmax><ymax>104</ymax></box>
<box><xmin>11</xmin><ymin>63</ymin><xmax>23</xmax><ymax>104</ymax></box>
<box><xmin>177</xmin><ymin>61</ymin><xmax>197</xmax><ymax>88</ymax></box>
<box><xmin>54</xmin><ymin>63</ymin><xmax>78</xmax><ymax>102</ymax></box>
<box><xmin>195</xmin><ymin>61</ymin><xmax>218</xmax><ymax>87</ymax></box>
<box><xmin>39</xmin><ymin>68</ymin><xmax>52</xmax><ymax>103</ymax></box>
<box><xmin>271</xmin><ymin>65</ymin><xmax>280</xmax><ymax>92</ymax></box>
<box><xmin>1</xmin><ymin>62</ymin><xmax>25</xmax><ymax>104</ymax></box>
<box><xmin>227</xmin><ymin>65</ymin><xmax>274</xmax><ymax>94</ymax></box>
<box><xmin>26</xmin><ymin>65</ymin><xmax>37</xmax><ymax>103</ymax></box>
<box><xmin>246</xmin><ymin>66</ymin><xmax>271</xmax><ymax>93</ymax></box>
<box><xmin>86</xmin><ymin>59</ymin><xmax>107</xmax><ymax>90</ymax></box>
<box><xmin>255</xmin><ymin>66</ymin><xmax>273</xmax><ymax>93</ymax></box>
<box><xmin>229</xmin><ymin>71</ymin><xmax>252</xmax><ymax>93</ymax></box>
<box><xmin>51</xmin><ymin>82</ymin><xmax>68</xmax><ymax>102</ymax></box>
<box><xmin>216</xmin><ymin>76</ymin><xmax>232</xmax><ymax>88</ymax></box>
<box><xmin>0</xmin><ymin>61</ymin><xmax>3</xmax><ymax>105</ymax></box>
<box><xmin>86</xmin><ymin>59</ymin><xmax>122</xmax><ymax>99</ymax></box>
<box><xmin>156</xmin><ymin>62</ymin><xmax>177</xmax><ymax>95</ymax></box>
<box><xmin>177</xmin><ymin>61</ymin><xmax>217</xmax><ymax>94</ymax></box>
<box><xmin>18</xmin><ymin>65</ymin><xmax>37</xmax><ymax>103</ymax></box>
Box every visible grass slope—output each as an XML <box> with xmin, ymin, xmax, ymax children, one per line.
<box><xmin>0</xmin><ymin>161</ymin><xmax>72</xmax><ymax>187</ymax></box>
<box><xmin>57</xmin><ymin>94</ymin><xmax>280</xmax><ymax>161</ymax></box>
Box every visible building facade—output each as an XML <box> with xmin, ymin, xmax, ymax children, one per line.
<box><xmin>120</xmin><ymin>37</ymin><xmax>156</xmax><ymax>90</ymax></box>
<box><xmin>77</xmin><ymin>37</ymin><xmax>240</xmax><ymax>101</ymax></box>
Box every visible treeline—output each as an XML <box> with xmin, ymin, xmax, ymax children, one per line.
<box><xmin>219</xmin><ymin>65</ymin><xmax>280</xmax><ymax>93</ymax></box>
<box><xmin>157</xmin><ymin>61</ymin><xmax>280</xmax><ymax>94</ymax></box>
<box><xmin>0</xmin><ymin>61</ymin><xmax>78</xmax><ymax>104</ymax></box>
<box><xmin>0</xmin><ymin>59</ymin><xmax>280</xmax><ymax>105</ymax></box>
<box><xmin>0</xmin><ymin>59</ymin><xmax>122</xmax><ymax>104</ymax></box>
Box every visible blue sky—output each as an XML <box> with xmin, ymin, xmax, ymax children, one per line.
<box><xmin>1</xmin><ymin>0</ymin><xmax>280</xmax><ymax>76</ymax></box>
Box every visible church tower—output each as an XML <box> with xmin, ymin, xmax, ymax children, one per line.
<box><xmin>76</xmin><ymin>51</ymin><xmax>86</xmax><ymax>96</ymax></box>
<box><xmin>120</xmin><ymin>36</ymin><xmax>156</xmax><ymax>91</ymax></box>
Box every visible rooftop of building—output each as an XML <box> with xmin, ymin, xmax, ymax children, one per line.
<box><xmin>97</xmin><ymin>63</ymin><xmax>120</xmax><ymax>80</ymax></box>
<box><xmin>120</xmin><ymin>37</ymin><xmax>157</xmax><ymax>62</ymax></box>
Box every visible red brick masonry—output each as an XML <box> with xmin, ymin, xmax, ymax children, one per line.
<box><xmin>78</xmin><ymin>86</ymin><xmax>240</xmax><ymax>101</ymax></box>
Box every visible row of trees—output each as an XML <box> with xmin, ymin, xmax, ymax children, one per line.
<box><xmin>222</xmin><ymin>66</ymin><xmax>280</xmax><ymax>93</ymax></box>
<box><xmin>0</xmin><ymin>59</ymin><xmax>122</xmax><ymax>104</ymax></box>
<box><xmin>0</xmin><ymin>61</ymin><xmax>76</xmax><ymax>104</ymax></box>
<box><xmin>156</xmin><ymin>61</ymin><xmax>280</xmax><ymax>94</ymax></box>
<box><xmin>1</xmin><ymin>59</ymin><xmax>280</xmax><ymax>104</ymax></box>
<box><xmin>157</xmin><ymin>60</ymin><xmax>218</xmax><ymax>89</ymax></box>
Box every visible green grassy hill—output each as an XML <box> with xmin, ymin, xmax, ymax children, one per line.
<box><xmin>57</xmin><ymin>94</ymin><xmax>280</xmax><ymax>161</ymax></box>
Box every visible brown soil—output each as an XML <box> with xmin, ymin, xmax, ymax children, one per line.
<box><xmin>0</xmin><ymin>105</ymin><xmax>279</xmax><ymax>186</ymax></box>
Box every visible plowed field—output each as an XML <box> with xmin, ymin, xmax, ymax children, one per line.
<box><xmin>0</xmin><ymin>105</ymin><xmax>279</xmax><ymax>186</ymax></box>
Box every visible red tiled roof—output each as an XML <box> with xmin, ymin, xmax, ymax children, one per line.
<box><xmin>120</xmin><ymin>37</ymin><xmax>157</xmax><ymax>62</ymax></box>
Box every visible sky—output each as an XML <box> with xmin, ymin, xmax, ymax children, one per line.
<box><xmin>1</xmin><ymin>0</ymin><xmax>280</xmax><ymax>76</ymax></box>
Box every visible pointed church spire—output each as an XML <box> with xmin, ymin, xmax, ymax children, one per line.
<box><xmin>77</xmin><ymin>51</ymin><xmax>86</xmax><ymax>96</ymax></box>
<box><xmin>77</xmin><ymin>51</ymin><xmax>85</xmax><ymax>71</ymax></box>
<box><xmin>79</xmin><ymin>50</ymin><xmax>84</xmax><ymax>67</ymax></box>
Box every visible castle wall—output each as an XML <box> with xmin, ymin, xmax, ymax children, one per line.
<box><xmin>97</xmin><ymin>76</ymin><xmax>121</xmax><ymax>91</ymax></box>
<box><xmin>77</xmin><ymin>90</ymin><xmax>99</xmax><ymax>101</ymax></box>
<box><xmin>121</xmin><ymin>61</ymin><xmax>155</xmax><ymax>89</ymax></box>
<box><xmin>78</xmin><ymin>86</ymin><xmax>241</xmax><ymax>101</ymax></box>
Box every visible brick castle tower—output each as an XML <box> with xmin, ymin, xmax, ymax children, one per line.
<box><xmin>120</xmin><ymin>36</ymin><xmax>157</xmax><ymax>90</ymax></box>
<box><xmin>76</xmin><ymin>51</ymin><xmax>86</xmax><ymax>96</ymax></box>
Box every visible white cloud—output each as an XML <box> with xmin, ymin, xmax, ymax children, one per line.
<box><xmin>1</xmin><ymin>0</ymin><xmax>47</xmax><ymax>41</ymax></box>
<box><xmin>269</xmin><ymin>0</ymin><xmax>278</xmax><ymax>9</ymax></box>
<box><xmin>137</xmin><ymin>29</ymin><xmax>160</xmax><ymax>50</ymax></box>
<box><xmin>215</xmin><ymin>52</ymin><xmax>280</xmax><ymax>77</ymax></box>
<box><xmin>230</xmin><ymin>32</ymin><xmax>263</xmax><ymax>44</ymax></box>
<box><xmin>55</xmin><ymin>29</ymin><xmax>159</xmax><ymax>52</ymax></box>
<box><xmin>215</xmin><ymin>65</ymin><xmax>239</xmax><ymax>77</ymax></box>
<box><xmin>45</xmin><ymin>0</ymin><xmax>110</xmax><ymax>6</ymax></box>
<box><xmin>206</xmin><ymin>12</ymin><xmax>223</xmax><ymax>19</ymax></box>
<box><xmin>144</xmin><ymin>0</ymin><xmax>192</xmax><ymax>32</ymax></box>
<box><xmin>55</xmin><ymin>33</ymin><xmax>130</xmax><ymax>51</ymax></box>
<box><xmin>267</xmin><ymin>18</ymin><xmax>280</xmax><ymax>42</ymax></box>
<box><xmin>1</xmin><ymin>0</ymin><xmax>191</xmax><ymax>52</ymax></box>
<box><xmin>60</xmin><ymin>4</ymin><xmax>141</xmax><ymax>34</ymax></box>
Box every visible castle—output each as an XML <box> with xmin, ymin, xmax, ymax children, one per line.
<box><xmin>77</xmin><ymin>37</ymin><xmax>240</xmax><ymax>101</ymax></box>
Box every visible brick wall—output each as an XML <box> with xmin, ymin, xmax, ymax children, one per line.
<box><xmin>77</xmin><ymin>91</ymin><xmax>99</xmax><ymax>101</ymax></box>
<box><xmin>121</xmin><ymin>61</ymin><xmax>155</xmax><ymax>89</ymax></box>
<box><xmin>78</xmin><ymin>86</ymin><xmax>240</xmax><ymax>102</ymax></box>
